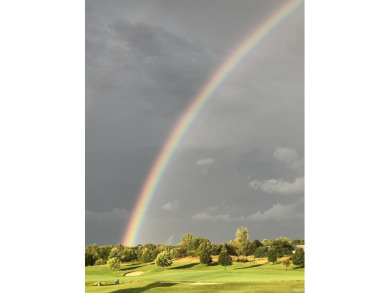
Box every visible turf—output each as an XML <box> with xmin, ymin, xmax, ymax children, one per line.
<box><xmin>85</xmin><ymin>259</ymin><xmax>304</xmax><ymax>292</ymax></box>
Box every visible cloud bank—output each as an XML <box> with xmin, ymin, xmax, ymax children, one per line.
<box><xmin>161</xmin><ymin>201</ymin><xmax>179</xmax><ymax>211</ymax></box>
<box><xmin>247</xmin><ymin>202</ymin><xmax>303</xmax><ymax>221</ymax></box>
<box><xmin>273</xmin><ymin>147</ymin><xmax>303</xmax><ymax>169</ymax></box>
<box><xmin>196</xmin><ymin>158</ymin><xmax>215</xmax><ymax>166</ymax></box>
<box><xmin>249</xmin><ymin>177</ymin><xmax>304</xmax><ymax>195</ymax></box>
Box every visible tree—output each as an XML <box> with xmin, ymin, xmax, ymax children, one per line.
<box><xmin>107</xmin><ymin>257</ymin><xmax>121</xmax><ymax>269</ymax></box>
<box><xmin>292</xmin><ymin>248</ymin><xmax>305</xmax><ymax>267</ymax></box>
<box><xmin>198</xmin><ymin>240</ymin><xmax>212</xmax><ymax>265</ymax></box>
<box><xmin>121</xmin><ymin>247</ymin><xmax>137</xmax><ymax>262</ymax></box>
<box><xmin>235</xmin><ymin>226</ymin><xmax>251</xmax><ymax>256</ymax></box>
<box><xmin>98</xmin><ymin>245</ymin><xmax>113</xmax><ymax>261</ymax></box>
<box><xmin>218</xmin><ymin>250</ymin><xmax>233</xmax><ymax>270</ymax></box>
<box><xmin>291</xmin><ymin>239</ymin><xmax>305</xmax><ymax>245</ymax></box>
<box><xmin>108</xmin><ymin>247</ymin><xmax>121</xmax><ymax>260</ymax></box>
<box><xmin>155</xmin><ymin>251</ymin><xmax>172</xmax><ymax>271</ymax></box>
<box><xmin>254</xmin><ymin>246</ymin><xmax>269</xmax><ymax>258</ymax></box>
<box><xmin>273</xmin><ymin>237</ymin><xmax>293</xmax><ymax>257</ymax></box>
<box><xmin>211</xmin><ymin>243</ymin><xmax>222</xmax><ymax>255</ymax></box>
<box><xmin>250</xmin><ymin>239</ymin><xmax>262</xmax><ymax>254</ymax></box>
<box><xmin>223</xmin><ymin>242</ymin><xmax>237</xmax><ymax>256</ymax></box>
<box><xmin>85</xmin><ymin>251</ymin><xmax>97</xmax><ymax>266</ymax></box>
<box><xmin>281</xmin><ymin>258</ymin><xmax>291</xmax><ymax>271</ymax></box>
<box><xmin>141</xmin><ymin>248</ymin><xmax>154</xmax><ymax>263</ymax></box>
<box><xmin>85</xmin><ymin>244</ymin><xmax>98</xmax><ymax>266</ymax></box>
<box><xmin>261</xmin><ymin>239</ymin><xmax>273</xmax><ymax>247</ymax></box>
<box><xmin>267</xmin><ymin>248</ymin><xmax>277</xmax><ymax>264</ymax></box>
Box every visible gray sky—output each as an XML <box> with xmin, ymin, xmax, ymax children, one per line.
<box><xmin>86</xmin><ymin>0</ymin><xmax>304</xmax><ymax>246</ymax></box>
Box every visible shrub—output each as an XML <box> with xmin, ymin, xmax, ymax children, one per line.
<box><xmin>94</xmin><ymin>258</ymin><xmax>106</xmax><ymax>265</ymax></box>
<box><xmin>273</xmin><ymin>237</ymin><xmax>293</xmax><ymax>257</ymax></box>
<box><xmin>155</xmin><ymin>251</ymin><xmax>172</xmax><ymax>271</ymax></box>
<box><xmin>235</xmin><ymin>256</ymin><xmax>249</xmax><ymax>263</ymax></box>
<box><xmin>267</xmin><ymin>248</ymin><xmax>277</xmax><ymax>264</ymax></box>
<box><xmin>198</xmin><ymin>241</ymin><xmax>212</xmax><ymax>265</ymax></box>
<box><xmin>281</xmin><ymin>258</ymin><xmax>292</xmax><ymax>271</ymax></box>
<box><xmin>292</xmin><ymin>248</ymin><xmax>305</xmax><ymax>267</ymax></box>
<box><xmin>85</xmin><ymin>252</ymin><xmax>97</xmax><ymax>266</ymax></box>
<box><xmin>218</xmin><ymin>250</ymin><xmax>232</xmax><ymax>270</ymax></box>
<box><xmin>107</xmin><ymin>257</ymin><xmax>120</xmax><ymax>269</ymax></box>
<box><xmin>187</xmin><ymin>250</ymin><xmax>197</xmax><ymax>257</ymax></box>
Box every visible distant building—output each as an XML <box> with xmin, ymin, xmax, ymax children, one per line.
<box><xmin>293</xmin><ymin>245</ymin><xmax>305</xmax><ymax>253</ymax></box>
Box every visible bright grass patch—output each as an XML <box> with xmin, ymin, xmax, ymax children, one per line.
<box><xmin>86</xmin><ymin>258</ymin><xmax>304</xmax><ymax>292</ymax></box>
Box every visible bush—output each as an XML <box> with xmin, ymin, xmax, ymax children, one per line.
<box><xmin>281</xmin><ymin>258</ymin><xmax>292</xmax><ymax>271</ymax></box>
<box><xmin>292</xmin><ymin>248</ymin><xmax>305</xmax><ymax>267</ymax></box>
<box><xmin>235</xmin><ymin>256</ymin><xmax>249</xmax><ymax>263</ymax></box>
<box><xmin>155</xmin><ymin>251</ymin><xmax>172</xmax><ymax>271</ymax></box>
<box><xmin>141</xmin><ymin>248</ymin><xmax>155</xmax><ymax>263</ymax></box>
<box><xmin>211</xmin><ymin>244</ymin><xmax>222</xmax><ymax>255</ymax></box>
<box><xmin>85</xmin><ymin>251</ymin><xmax>98</xmax><ymax>266</ymax></box>
<box><xmin>267</xmin><ymin>248</ymin><xmax>277</xmax><ymax>264</ymax></box>
<box><xmin>94</xmin><ymin>259</ymin><xmax>106</xmax><ymax>265</ymax></box>
<box><xmin>218</xmin><ymin>250</ymin><xmax>232</xmax><ymax>270</ymax></box>
<box><xmin>198</xmin><ymin>241</ymin><xmax>212</xmax><ymax>265</ymax></box>
<box><xmin>272</xmin><ymin>237</ymin><xmax>293</xmax><ymax>257</ymax></box>
<box><xmin>254</xmin><ymin>246</ymin><xmax>269</xmax><ymax>258</ymax></box>
<box><xmin>187</xmin><ymin>250</ymin><xmax>197</xmax><ymax>257</ymax></box>
<box><xmin>107</xmin><ymin>257</ymin><xmax>120</xmax><ymax>269</ymax></box>
<box><xmin>169</xmin><ymin>248</ymin><xmax>179</xmax><ymax>259</ymax></box>
<box><xmin>120</xmin><ymin>247</ymin><xmax>137</xmax><ymax>262</ymax></box>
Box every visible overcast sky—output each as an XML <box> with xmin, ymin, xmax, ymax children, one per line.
<box><xmin>86</xmin><ymin>0</ymin><xmax>304</xmax><ymax>246</ymax></box>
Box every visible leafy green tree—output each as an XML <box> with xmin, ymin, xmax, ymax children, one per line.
<box><xmin>108</xmin><ymin>247</ymin><xmax>121</xmax><ymax>260</ymax></box>
<box><xmin>155</xmin><ymin>251</ymin><xmax>172</xmax><ymax>271</ymax></box>
<box><xmin>235</xmin><ymin>226</ymin><xmax>251</xmax><ymax>256</ymax></box>
<box><xmin>181</xmin><ymin>233</ymin><xmax>195</xmax><ymax>247</ymax></box>
<box><xmin>291</xmin><ymin>239</ymin><xmax>305</xmax><ymax>245</ymax></box>
<box><xmin>115</xmin><ymin>243</ymin><xmax>124</xmax><ymax>253</ymax></box>
<box><xmin>211</xmin><ymin>244</ymin><xmax>222</xmax><ymax>255</ymax></box>
<box><xmin>218</xmin><ymin>250</ymin><xmax>233</xmax><ymax>270</ymax></box>
<box><xmin>141</xmin><ymin>248</ymin><xmax>154</xmax><ymax>263</ymax></box>
<box><xmin>94</xmin><ymin>258</ymin><xmax>106</xmax><ymax>265</ymax></box>
<box><xmin>137</xmin><ymin>248</ymin><xmax>144</xmax><ymax>262</ymax></box>
<box><xmin>273</xmin><ymin>237</ymin><xmax>293</xmax><ymax>257</ymax></box>
<box><xmin>281</xmin><ymin>258</ymin><xmax>292</xmax><ymax>271</ymax></box>
<box><xmin>267</xmin><ymin>248</ymin><xmax>277</xmax><ymax>264</ymax></box>
<box><xmin>85</xmin><ymin>244</ymin><xmax>99</xmax><ymax>266</ymax></box>
<box><xmin>292</xmin><ymin>248</ymin><xmax>305</xmax><ymax>267</ymax></box>
<box><xmin>98</xmin><ymin>245</ymin><xmax>113</xmax><ymax>261</ymax></box>
<box><xmin>85</xmin><ymin>251</ymin><xmax>97</xmax><ymax>266</ymax></box>
<box><xmin>222</xmin><ymin>242</ymin><xmax>237</xmax><ymax>256</ymax></box>
<box><xmin>262</xmin><ymin>239</ymin><xmax>274</xmax><ymax>247</ymax></box>
<box><xmin>121</xmin><ymin>247</ymin><xmax>137</xmax><ymax>262</ymax></box>
<box><xmin>169</xmin><ymin>248</ymin><xmax>179</xmax><ymax>259</ymax></box>
<box><xmin>198</xmin><ymin>240</ymin><xmax>212</xmax><ymax>265</ymax></box>
<box><xmin>251</xmin><ymin>239</ymin><xmax>262</xmax><ymax>252</ymax></box>
<box><xmin>107</xmin><ymin>257</ymin><xmax>121</xmax><ymax>269</ymax></box>
<box><xmin>143</xmin><ymin>242</ymin><xmax>156</xmax><ymax>251</ymax></box>
<box><xmin>254</xmin><ymin>246</ymin><xmax>269</xmax><ymax>258</ymax></box>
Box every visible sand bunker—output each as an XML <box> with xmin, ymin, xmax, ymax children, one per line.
<box><xmin>125</xmin><ymin>271</ymin><xmax>144</xmax><ymax>276</ymax></box>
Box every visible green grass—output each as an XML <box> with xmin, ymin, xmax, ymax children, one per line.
<box><xmin>85</xmin><ymin>259</ymin><xmax>304</xmax><ymax>292</ymax></box>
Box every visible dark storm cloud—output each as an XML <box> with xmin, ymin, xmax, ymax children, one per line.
<box><xmin>86</xmin><ymin>13</ymin><xmax>222</xmax><ymax>244</ymax></box>
<box><xmin>86</xmin><ymin>0</ymin><xmax>304</xmax><ymax>245</ymax></box>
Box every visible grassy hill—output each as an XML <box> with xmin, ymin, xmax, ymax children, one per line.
<box><xmin>85</xmin><ymin>256</ymin><xmax>304</xmax><ymax>293</ymax></box>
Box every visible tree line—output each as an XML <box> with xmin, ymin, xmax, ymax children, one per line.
<box><xmin>85</xmin><ymin>227</ymin><xmax>304</xmax><ymax>270</ymax></box>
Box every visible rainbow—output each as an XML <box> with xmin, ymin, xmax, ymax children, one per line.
<box><xmin>123</xmin><ymin>0</ymin><xmax>303</xmax><ymax>246</ymax></box>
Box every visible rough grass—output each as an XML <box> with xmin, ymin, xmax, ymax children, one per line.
<box><xmin>85</xmin><ymin>257</ymin><xmax>304</xmax><ymax>293</ymax></box>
